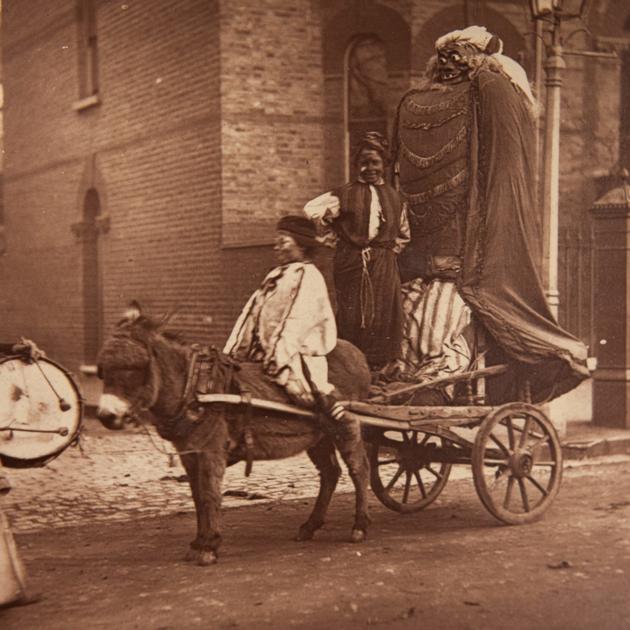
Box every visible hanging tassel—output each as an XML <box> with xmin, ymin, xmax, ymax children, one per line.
<box><xmin>359</xmin><ymin>248</ymin><xmax>375</xmax><ymax>329</ymax></box>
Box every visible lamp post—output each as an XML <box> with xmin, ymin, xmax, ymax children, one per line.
<box><xmin>529</xmin><ymin>0</ymin><xmax>588</xmax><ymax>319</ymax></box>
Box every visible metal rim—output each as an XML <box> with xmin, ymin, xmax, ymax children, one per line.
<box><xmin>472</xmin><ymin>402</ymin><xmax>563</xmax><ymax>525</ymax></box>
<box><xmin>369</xmin><ymin>429</ymin><xmax>452</xmax><ymax>513</ymax></box>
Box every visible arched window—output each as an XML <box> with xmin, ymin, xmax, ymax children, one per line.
<box><xmin>77</xmin><ymin>0</ymin><xmax>99</xmax><ymax>98</ymax></box>
<box><xmin>82</xmin><ymin>188</ymin><xmax>102</xmax><ymax>364</ymax></box>
<box><xmin>322</xmin><ymin>4</ymin><xmax>411</xmax><ymax>185</ymax></box>
<box><xmin>345</xmin><ymin>36</ymin><xmax>388</xmax><ymax>179</ymax></box>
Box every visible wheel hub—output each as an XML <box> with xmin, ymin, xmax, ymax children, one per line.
<box><xmin>509</xmin><ymin>450</ymin><xmax>533</xmax><ymax>477</ymax></box>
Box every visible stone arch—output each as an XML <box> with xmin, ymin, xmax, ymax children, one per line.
<box><xmin>323</xmin><ymin>3</ymin><xmax>411</xmax><ymax>75</ymax></box>
<box><xmin>322</xmin><ymin>3</ymin><xmax>411</xmax><ymax>184</ymax></box>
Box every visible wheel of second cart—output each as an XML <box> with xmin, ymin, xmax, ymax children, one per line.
<box><xmin>472</xmin><ymin>402</ymin><xmax>563</xmax><ymax>525</ymax></box>
<box><xmin>369</xmin><ymin>429</ymin><xmax>452</xmax><ymax>513</ymax></box>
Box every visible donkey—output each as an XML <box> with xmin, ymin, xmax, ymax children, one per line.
<box><xmin>96</xmin><ymin>306</ymin><xmax>372</xmax><ymax>565</ymax></box>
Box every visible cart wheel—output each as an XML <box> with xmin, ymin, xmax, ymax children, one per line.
<box><xmin>472</xmin><ymin>402</ymin><xmax>563</xmax><ymax>525</ymax></box>
<box><xmin>369</xmin><ymin>429</ymin><xmax>452</xmax><ymax>513</ymax></box>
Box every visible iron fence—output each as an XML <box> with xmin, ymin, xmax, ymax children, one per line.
<box><xmin>558</xmin><ymin>224</ymin><xmax>596</xmax><ymax>356</ymax></box>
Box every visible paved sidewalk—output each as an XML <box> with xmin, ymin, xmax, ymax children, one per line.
<box><xmin>3</xmin><ymin>418</ymin><xmax>347</xmax><ymax>534</ymax></box>
<box><xmin>3</xmin><ymin>416</ymin><xmax>629</xmax><ymax>535</ymax></box>
<box><xmin>562</xmin><ymin>421</ymin><xmax>630</xmax><ymax>458</ymax></box>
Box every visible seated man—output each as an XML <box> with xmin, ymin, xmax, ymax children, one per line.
<box><xmin>223</xmin><ymin>215</ymin><xmax>345</xmax><ymax>421</ymax></box>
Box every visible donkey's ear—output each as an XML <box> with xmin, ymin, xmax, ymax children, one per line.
<box><xmin>124</xmin><ymin>300</ymin><xmax>142</xmax><ymax>322</ymax></box>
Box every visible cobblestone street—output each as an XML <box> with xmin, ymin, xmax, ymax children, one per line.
<box><xmin>4</xmin><ymin>418</ymin><xmax>360</xmax><ymax>533</ymax></box>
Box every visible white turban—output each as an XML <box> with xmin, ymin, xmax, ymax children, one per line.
<box><xmin>435</xmin><ymin>25</ymin><xmax>536</xmax><ymax>108</ymax></box>
<box><xmin>435</xmin><ymin>25</ymin><xmax>498</xmax><ymax>53</ymax></box>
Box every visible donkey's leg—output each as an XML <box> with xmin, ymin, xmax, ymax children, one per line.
<box><xmin>179</xmin><ymin>452</ymin><xmax>206</xmax><ymax>562</ymax></box>
<box><xmin>333</xmin><ymin>419</ymin><xmax>371</xmax><ymax>543</ymax></box>
<box><xmin>178</xmin><ymin>419</ymin><xmax>229</xmax><ymax>566</ymax></box>
<box><xmin>186</xmin><ymin>447</ymin><xmax>227</xmax><ymax>566</ymax></box>
<box><xmin>296</xmin><ymin>436</ymin><xmax>341</xmax><ymax>541</ymax></box>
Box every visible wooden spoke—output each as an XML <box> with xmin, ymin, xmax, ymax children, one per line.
<box><xmin>519</xmin><ymin>417</ymin><xmax>532</xmax><ymax>448</ymax></box>
<box><xmin>503</xmin><ymin>476</ymin><xmax>515</xmax><ymax>508</ymax></box>
<box><xmin>369</xmin><ymin>430</ymin><xmax>452</xmax><ymax>514</ymax></box>
<box><xmin>402</xmin><ymin>431</ymin><xmax>418</xmax><ymax>444</ymax></box>
<box><xmin>385</xmin><ymin>465</ymin><xmax>404</xmax><ymax>491</ymax></box>
<box><xmin>518</xmin><ymin>477</ymin><xmax>530</xmax><ymax>512</ymax></box>
<box><xmin>402</xmin><ymin>472</ymin><xmax>412</xmax><ymax>503</ymax></box>
<box><xmin>505</xmin><ymin>416</ymin><xmax>515</xmax><ymax>449</ymax></box>
<box><xmin>472</xmin><ymin>403</ymin><xmax>563</xmax><ymax>524</ymax></box>
<box><xmin>489</xmin><ymin>433</ymin><xmax>511</xmax><ymax>457</ymax></box>
<box><xmin>530</xmin><ymin>434</ymin><xmax>551</xmax><ymax>451</ymax></box>
<box><xmin>525</xmin><ymin>474</ymin><xmax>549</xmax><ymax>497</ymax></box>
<box><xmin>491</xmin><ymin>466</ymin><xmax>511</xmax><ymax>488</ymax></box>
<box><xmin>414</xmin><ymin>470</ymin><xmax>428</xmax><ymax>499</ymax></box>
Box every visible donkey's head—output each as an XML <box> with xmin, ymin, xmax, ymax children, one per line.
<box><xmin>96</xmin><ymin>302</ymin><xmax>184</xmax><ymax>430</ymax></box>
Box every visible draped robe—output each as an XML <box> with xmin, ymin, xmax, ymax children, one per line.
<box><xmin>394</xmin><ymin>68</ymin><xmax>589</xmax><ymax>403</ymax></box>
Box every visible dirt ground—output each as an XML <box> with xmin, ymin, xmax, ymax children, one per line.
<box><xmin>3</xmin><ymin>458</ymin><xmax>630</xmax><ymax>630</ymax></box>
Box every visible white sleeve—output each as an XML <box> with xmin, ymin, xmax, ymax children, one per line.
<box><xmin>266</xmin><ymin>267</ymin><xmax>336</xmax><ymax>370</ymax></box>
<box><xmin>303</xmin><ymin>191</ymin><xmax>341</xmax><ymax>224</ymax></box>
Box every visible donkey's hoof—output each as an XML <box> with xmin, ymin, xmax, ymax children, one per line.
<box><xmin>197</xmin><ymin>550</ymin><xmax>218</xmax><ymax>566</ymax></box>
<box><xmin>350</xmin><ymin>528</ymin><xmax>366</xmax><ymax>543</ymax></box>
<box><xmin>184</xmin><ymin>548</ymin><xmax>218</xmax><ymax>565</ymax></box>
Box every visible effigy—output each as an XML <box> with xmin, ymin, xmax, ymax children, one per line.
<box><xmin>391</xmin><ymin>26</ymin><xmax>589</xmax><ymax>404</ymax></box>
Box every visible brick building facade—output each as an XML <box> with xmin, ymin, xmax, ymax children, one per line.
<box><xmin>0</xmin><ymin>0</ymin><xmax>628</xmax><ymax>386</ymax></box>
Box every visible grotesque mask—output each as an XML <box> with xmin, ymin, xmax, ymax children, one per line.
<box><xmin>435</xmin><ymin>43</ymin><xmax>478</xmax><ymax>84</ymax></box>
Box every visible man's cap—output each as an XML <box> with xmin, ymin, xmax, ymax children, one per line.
<box><xmin>276</xmin><ymin>215</ymin><xmax>319</xmax><ymax>249</ymax></box>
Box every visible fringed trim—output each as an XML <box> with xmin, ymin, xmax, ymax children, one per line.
<box><xmin>404</xmin><ymin>91</ymin><xmax>468</xmax><ymax>116</ymax></box>
<box><xmin>400</xmin><ymin>125</ymin><xmax>468</xmax><ymax>170</ymax></box>
<box><xmin>402</xmin><ymin>105</ymin><xmax>467</xmax><ymax>130</ymax></box>
<box><xmin>404</xmin><ymin>169</ymin><xmax>468</xmax><ymax>204</ymax></box>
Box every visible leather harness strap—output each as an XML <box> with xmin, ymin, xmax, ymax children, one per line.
<box><xmin>240</xmin><ymin>392</ymin><xmax>255</xmax><ymax>477</ymax></box>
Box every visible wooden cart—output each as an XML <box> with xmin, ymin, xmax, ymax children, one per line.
<box><xmin>199</xmin><ymin>363</ymin><xmax>563</xmax><ymax>525</ymax></box>
<box><xmin>350</xmin><ymin>363</ymin><xmax>563</xmax><ymax>525</ymax></box>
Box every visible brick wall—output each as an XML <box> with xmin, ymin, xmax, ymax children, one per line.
<box><xmin>219</xmin><ymin>0</ymin><xmax>326</xmax><ymax>246</ymax></box>
<box><xmin>1</xmin><ymin>0</ymin><xmax>223</xmax><ymax>371</ymax></box>
<box><xmin>0</xmin><ymin>0</ymin><xmax>626</xmax><ymax>377</ymax></box>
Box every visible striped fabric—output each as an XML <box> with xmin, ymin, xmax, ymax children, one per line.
<box><xmin>394</xmin><ymin>278</ymin><xmax>473</xmax><ymax>398</ymax></box>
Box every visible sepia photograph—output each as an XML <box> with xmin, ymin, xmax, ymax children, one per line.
<box><xmin>1</xmin><ymin>1</ymin><xmax>629</xmax><ymax>628</ymax></box>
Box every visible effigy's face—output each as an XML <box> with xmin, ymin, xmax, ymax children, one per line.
<box><xmin>436</xmin><ymin>44</ymin><xmax>472</xmax><ymax>84</ymax></box>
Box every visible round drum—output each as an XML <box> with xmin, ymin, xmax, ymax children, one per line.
<box><xmin>0</xmin><ymin>356</ymin><xmax>83</xmax><ymax>468</ymax></box>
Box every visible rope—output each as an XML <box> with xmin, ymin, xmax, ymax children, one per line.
<box><xmin>359</xmin><ymin>247</ymin><xmax>375</xmax><ymax>329</ymax></box>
